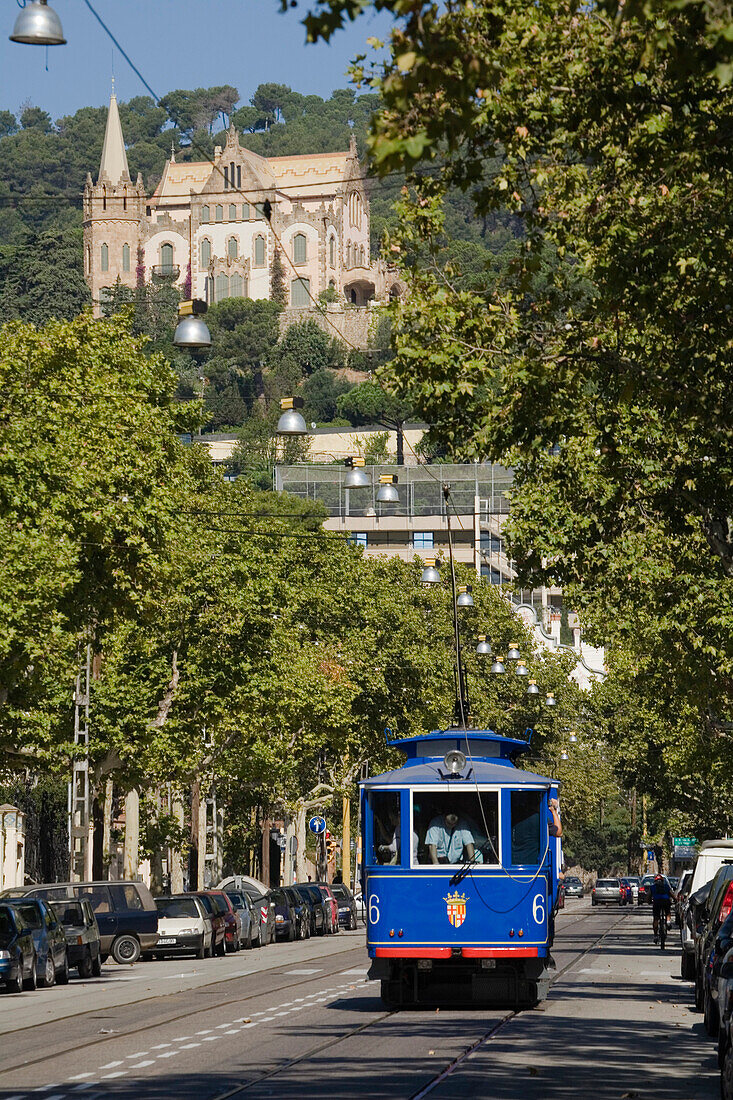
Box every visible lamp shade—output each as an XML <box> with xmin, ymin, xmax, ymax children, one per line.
<box><xmin>10</xmin><ymin>1</ymin><xmax>66</xmax><ymax>45</ymax></box>
<box><xmin>506</xmin><ymin>643</ymin><xmax>521</xmax><ymax>661</ymax></box>
<box><xmin>456</xmin><ymin>585</ymin><xmax>474</xmax><ymax>607</ymax></box>
<box><xmin>376</xmin><ymin>474</ymin><xmax>399</xmax><ymax>503</ymax></box>
<box><xmin>476</xmin><ymin>635</ymin><xmax>492</xmax><ymax>656</ymax></box>
<box><xmin>560</xmin><ymin>750</ymin><xmax>569</xmax><ymax>761</ymax></box>
<box><xmin>526</xmin><ymin>679</ymin><xmax>540</xmax><ymax>696</ymax></box>
<box><xmin>276</xmin><ymin>397</ymin><xmax>308</xmax><ymax>436</ymax></box>
<box><xmin>515</xmin><ymin>660</ymin><xmax>529</xmax><ymax>676</ymax></box>
<box><xmin>173</xmin><ymin>298</ymin><xmax>211</xmax><ymax>349</ymax></box>
<box><xmin>420</xmin><ymin>558</ymin><xmax>441</xmax><ymax>584</ymax></box>
<box><xmin>568</xmin><ymin>732</ymin><xmax>578</xmax><ymax>744</ymax></box>
<box><xmin>344</xmin><ymin>457</ymin><xmax>369</xmax><ymax>488</ymax></box>
<box><xmin>490</xmin><ymin>656</ymin><xmax>506</xmax><ymax>675</ymax></box>
<box><xmin>545</xmin><ymin>692</ymin><xmax>557</xmax><ymax>707</ymax></box>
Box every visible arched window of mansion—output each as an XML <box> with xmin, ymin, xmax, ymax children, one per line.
<box><xmin>200</xmin><ymin>238</ymin><xmax>212</xmax><ymax>268</ymax></box>
<box><xmin>293</xmin><ymin>233</ymin><xmax>307</xmax><ymax>265</ymax></box>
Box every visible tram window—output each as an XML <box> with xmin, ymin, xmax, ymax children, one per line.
<box><xmin>412</xmin><ymin>792</ymin><xmax>498</xmax><ymax>866</ymax></box>
<box><xmin>371</xmin><ymin>791</ymin><xmax>401</xmax><ymax>865</ymax></box>
<box><xmin>511</xmin><ymin>790</ymin><xmax>544</xmax><ymax>865</ymax></box>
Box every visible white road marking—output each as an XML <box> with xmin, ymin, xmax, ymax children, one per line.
<box><xmin>157</xmin><ymin>1051</ymin><xmax>178</xmax><ymax>1059</ymax></box>
<box><xmin>68</xmin><ymin>1074</ymin><xmax>93</xmax><ymax>1081</ymax></box>
<box><xmin>150</xmin><ymin>1042</ymin><xmax>171</xmax><ymax>1049</ymax></box>
<box><xmin>128</xmin><ymin>1060</ymin><xmax>155</xmax><ymax>1069</ymax></box>
<box><xmin>126</xmin><ymin>1051</ymin><xmax>149</xmax><ymax>1059</ymax></box>
<box><xmin>342</xmin><ymin>968</ymin><xmax>369</xmax><ymax>975</ymax></box>
<box><xmin>196</xmin><ymin>1028</ymin><xmax>213</xmax><ymax>1035</ymax></box>
<box><xmin>202</xmin><ymin>1036</ymin><xmax>221</xmax><ymax>1041</ymax></box>
<box><xmin>99</xmin><ymin>1061</ymin><xmax>124</xmax><ymax>1069</ymax></box>
<box><xmin>179</xmin><ymin>1042</ymin><xmax>201</xmax><ymax>1050</ymax></box>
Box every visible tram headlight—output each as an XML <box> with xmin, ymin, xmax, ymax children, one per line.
<box><xmin>443</xmin><ymin>749</ymin><xmax>466</xmax><ymax>775</ymax></box>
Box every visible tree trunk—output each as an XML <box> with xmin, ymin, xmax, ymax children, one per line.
<box><xmin>189</xmin><ymin>779</ymin><xmax>200</xmax><ymax>891</ymax></box>
<box><xmin>170</xmin><ymin>795</ymin><xmax>185</xmax><ymax>894</ymax></box>
<box><xmin>122</xmin><ymin>789</ymin><xmax>139</xmax><ymax>880</ymax></box>
<box><xmin>261</xmin><ymin>814</ymin><xmax>271</xmax><ymax>888</ymax></box>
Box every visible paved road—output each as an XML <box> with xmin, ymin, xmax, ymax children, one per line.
<box><xmin>0</xmin><ymin>901</ymin><xmax>720</xmax><ymax>1099</ymax></box>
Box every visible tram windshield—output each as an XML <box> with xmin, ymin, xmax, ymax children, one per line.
<box><xmin>371</xmin><ymin>790</ymin><xmax>402</xmax><ymax>865</ymax></box>
<box><xmin>511</xmin><ymin>790</ymin><xmax>544</xmax><ymax>865</ymax></box>
<box><xmin>412</xmin><ymin>792</ymin><xmax>499</xmax><ymax>866</ymax></box>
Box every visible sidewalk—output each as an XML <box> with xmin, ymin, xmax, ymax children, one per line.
<box><xmin>433</xmin><ymin>908</ymin><xmax>719</xmax><ymax>1099</ymax></box>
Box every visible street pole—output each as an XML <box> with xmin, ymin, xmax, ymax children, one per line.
<box><xmin>342</xmin><ymin>795</ymin><xmax>350</xmax><ymax>885</ymax></box>
<box><xmin>69</xmin><ymin>643</ymin><xmax>92</xmax><ymax>881</ymax></box>
<box><xmin>443</xmin><ymin>484</ymin><xmax>469</xmax><ymax>728</ymax></box>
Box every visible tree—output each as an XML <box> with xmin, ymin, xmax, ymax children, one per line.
<box><xmin>337</xmin><ymin>380</ymin><xmax>414</xmax><ymax>464</ymax></box>
<box><xmin>270</xmin><ymin>247</ymin><xmax>287</xmax><ymax>306</ymax></box>
<box><xmin>301</xmin><ymin>367</ymin><xmax>353</xmax><ymax>423</ymax></box>
<box><xmin>0</xmin><ymin>227</ymin><xmax>91</xmax><ymax>324</ymax></box>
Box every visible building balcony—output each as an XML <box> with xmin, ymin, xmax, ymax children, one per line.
<box><xmin>151</xmin><ymin>263</ymin><xmax>180</xmax><ymax>280</ymax></box>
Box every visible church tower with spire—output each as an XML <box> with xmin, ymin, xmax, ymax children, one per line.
<box><xmin>83</xmin><ymin>86</ymin><xmax>146</xmax><ymax>315</ymax></box>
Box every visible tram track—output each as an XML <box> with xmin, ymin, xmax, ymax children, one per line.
<box><xmin>0</xmin><ymin>942</ymin><xmax>367</xmax><ymax>1076</ymax></box>
<box><xmin>211</xmin><ymin>905</ymin><xmax>633</xmax><ymax>1100</ymax></box>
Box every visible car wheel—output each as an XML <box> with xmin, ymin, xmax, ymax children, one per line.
<box><xmin>111</xmin><ymin>934</ymin><xmax>141</xmax><ymax>966</ymax></box>
<box><xmin>704</xmin><ymin>990</ymin><xmax>719</xmax><ymax>1037</ymax></box>
<box><xmin>681</xmin><ymin>951</ymin><xmax>695</xmax><ymax>981</ymax></box>
<box><xmin>57</xmin><ymin>952</ymin><xmax>70</xmax><ymax>985</ymax></box>
<box><xmin>8</xmin><ymin>958</ymin><xmax>25</xmax><ymax>994</ymax></box>
<box><xmin>91</xmin><ymin>953</ymin><xmax>102</xmax><ymax>978</ymax></box>
<box><xmin>79</xmin><ymin>949</ymin><xmax>94</xmax><ymax>978</ymax></box>
<box><xmin>196</xmin><ymin>940</ymin><xmax>205</xmax><ymax>960</ymax></box>
<box><xmin>216</xmin><ymin>937</ymin><xmax>226</xmax><ymax>957</ymax></box>
<box><xmin>694</xmin><ymin>971</ymin><xmax>705</xmax><ymax>1012</ymax></box>
<box><xmin>718</xmin><ymin>1026</ymin><xmax>729</xmax><ymax>1070</ymax></box>
<box><xmin>40</xmin><ymin>953</ymin><xmax>55</xmax><ymax>988</ymax></box>
<box><xmin>350</xmin><ymin>913</ymin><xmax>357</xmax><ymax>931</ymax></box>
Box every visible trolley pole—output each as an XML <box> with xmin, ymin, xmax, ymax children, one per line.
<box><xmin>69</xmin><ymin>643</ymin><xmax>92</xmax><ymax>881</ymax></box>
<box><xmin>342</xmin><ymin>795</ymin><xmax>350</xmax><ymax>884</ymax></box>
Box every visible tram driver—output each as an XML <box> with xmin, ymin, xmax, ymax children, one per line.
<box><xmin>425</xmin><ymin>810</ymin><xmax>476</xmax><ymax>865</ymax></box>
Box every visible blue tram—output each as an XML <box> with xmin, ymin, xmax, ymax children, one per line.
<box><xmin>361</xmin><ymin>726</ymin><xmax>562</xmax><ymax>1008</ymax></box>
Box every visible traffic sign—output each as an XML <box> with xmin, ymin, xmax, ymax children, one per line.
<box><xmin>277</xmin><ymin>835</ymin><xmax>287</xmax><ymax>850</ymax></box>
<box><xmin>309</xmin><ymin>815</ymin><xmax>326</xmax><ymax>835</ymax></box>
<box><xmin>673</xmin><ymin>836</ymin><xmax>697</xmax><ymax>846</ymax></box>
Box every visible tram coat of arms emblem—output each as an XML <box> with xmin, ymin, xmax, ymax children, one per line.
<box><xmin>444</xmin><ymin>890</ymin><xmax>469</xmax><ymax>928</ymax></box>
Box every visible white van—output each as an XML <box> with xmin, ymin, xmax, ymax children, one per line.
<box><xmin>680</xmin><ymin>839</ymin><xmax>733</xmax><ymax>978</ymax></box>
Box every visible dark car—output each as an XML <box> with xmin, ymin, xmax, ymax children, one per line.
<box><xmin>695</xmin><ymin>864</ymin><xmax>733</xmax><ymax>1032</ymax></box>
<box><xmin>295</xmin><ymin>883</ymin><xmax>332</xmax><ymax>935</ymax></box>
<box><xmin>564</xmin><ymin>876</ymin><xmax>584</xmax><ymax>898</ymax></box>
<box><xmin>675</xmin><ymin>869</ymin><xmax>693</xmax><ymax>928</ymax></box>
<box><xmin>0</xmin><ymin>903</ymin><xmax>37</xmax><ymax>993</ymax></box>
<box><xmin>56</xmin><ymin>898</ymin><xmax>102</xmax><ymax>978</ymax></box>
<box><xmin>293</xmin><ymin>884</ymin><xmax>325</xmax><ymax>936</ymax></box>
<box><xmin>225</xmin><ymin>890</ymin><xmax>258</xmax><ymax>948</ymax></box>
<box><xmin>283</xmin><ymin>887</ymin><xmax>310</xmax><ymax>940</ymax></box>
<box><xmin>271</xmin><ymin>887</ymin><xmax>299</xmax><ymax>941</ymax></box>
<box><xmin>2</xmin><ymin>880</ymin><xmax>158</xmax><ymax>965</ymax></box>
<box><xmin>177</xmin><ymin>892</ymin><xmax>226</xmax><ymax>956</ymax></box>
<box><xmin>619</xmin><ymin>879</ymin><xmax>633</xmax><ymax>906</ymax></box>
<box><xmin>330</xmin><ymin>882</ymin><xmax>358</xmax><ymax>929</ymax></box>
<box><xmin>206</xmin><ymin>890</ymin><xmax>242</xmax><ymax>953</ymax></box>
<box><xmin>9</xmin><ymin>898</ymin><xmax>69</xmax><ymax>987</ymax></box>
<box><xmin>638</xmin><ymin>874</ymin><xmax>656</xmax><ymax>904</ymax></box>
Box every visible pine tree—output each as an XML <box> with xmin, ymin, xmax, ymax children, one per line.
<box><xmin>270</xmin><ymin>247</ymin><xmax>287</xmax><ymax>306</ymax></box>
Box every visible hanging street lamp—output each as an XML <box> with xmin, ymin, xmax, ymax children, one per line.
<box><xmin>526</xmin><ymin>679</ymin><xmax>540</xmax><ymax>696</ymax></box>
<box><xmin>420</xmin><ymin>557</ymin><xmax>441</xmax><ymax>585</ymax></box>
<box><xmin>10</xmin><ymin>1</ymin><xmax>66</xmax><ymax>45</ymax></box>
<box><xmin>506</xmin><ymin>642</ymin><xmax>522</xmax><ymax>661</ymax></box>
<box><xmin>456</xmin><ymin>584</ymin><xmax>474</xmax><ymax>608</ymax></box>
<box><xmin>490</xmin><ymin>655</ymin><xmax>506</xmax><ymax>675</ymax></box>
<box><xmin>376</xmin><ymin>474</ymin><xmax>399</xmax><ymax>503</ymax></box>
<box><xmin>173</xmin><ymin>299</ymin><xmax>211</xmax><ymax>349</ymax></box>
<box><xmin>276</xmin><ymin>396</ymin><xmax>308</xmax><ymax>436</ymax></box>
<box><xmin>344</xmin><ymin>456</ymin><xmax>369</xmax><ymax>489</ymax></box>
<box><xmin>476</xmin><ymin>635</ymin><xmax>492</xmax><ymax>657</ymax></box>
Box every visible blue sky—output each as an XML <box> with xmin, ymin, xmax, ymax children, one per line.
<box><xmin>0</xmin><ymin>0</ymin><xmax>391</xmax><ymax>120</ymax></box>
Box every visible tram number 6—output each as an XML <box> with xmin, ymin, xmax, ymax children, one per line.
<box><xmin>532</xmin><ymin>893</ymin><xmax>546</xmax><ymax>925</ymax></box>
<box><xmin>368</xmin><ymin>894</ymin><xmax>380</xmax><ymax>925</ymax></box>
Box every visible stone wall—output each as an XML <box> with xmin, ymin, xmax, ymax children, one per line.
<box><xmin>279</xmin><ymin>304</ymin><xmax>378</xmax><ymax>349</ymax></box>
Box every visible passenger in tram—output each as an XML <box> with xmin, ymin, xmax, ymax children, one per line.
<box><xmin>375</xmin><ymin>801</ymin><xmax>418</xmax><ymax>864</ymax></box>
<box><xmin>425</xmin><ymin>810</ymin><xmax>476</xmax><ymax>865</ymax></box>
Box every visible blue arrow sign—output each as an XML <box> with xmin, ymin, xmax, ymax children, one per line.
<box><xmin>309</xmin><ymin>815</ymin><xmax>326</xmax><ymax>835</ymax></box>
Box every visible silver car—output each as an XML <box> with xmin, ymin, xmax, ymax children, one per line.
<box><xmin>591</xmin><ymin>878</ymin><xmax>622</xmax><ymax>906</ymax></box>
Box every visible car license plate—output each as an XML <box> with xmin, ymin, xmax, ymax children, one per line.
<box><xmin>157</xmin><ymin>938</ymin><xmax>176</xmax><ymax>945</ymax></box>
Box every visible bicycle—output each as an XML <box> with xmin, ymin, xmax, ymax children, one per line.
<box><xmin>659</xmin><ymin>912</ymin><xmax>667</xmax><ymax>950</ymax></box>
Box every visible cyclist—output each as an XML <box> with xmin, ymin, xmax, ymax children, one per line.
<box><xmin>651</xmin><ymin>873</ymin><xmax>672</xmax><ymax>944</ymax></box>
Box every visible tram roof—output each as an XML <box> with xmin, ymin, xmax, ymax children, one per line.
<box><xmin>361</xmin><ymin>759</ymin><xmax>558</xmax><ymax>788</ymax></box>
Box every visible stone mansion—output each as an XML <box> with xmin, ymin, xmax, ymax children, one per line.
<box><xmin>83</xmin><ymin>92</ymin><xmax>396</xmax><ymax>318</ymax></box>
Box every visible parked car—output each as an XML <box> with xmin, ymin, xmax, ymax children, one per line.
<box><xmin>694</xmin><ymin>864</ymin><xmax>733</xmax><ymax>1031</ymax></box>
<box><xmin>563</xmin><ymin>876</ymin><xmax>584</xmax><ymax>899</ymax></box>
<box><xmin>619</xmin><ymin>879</ymin><xmax>633</xmax><ymax>906</ymax></box>
<box><xmin>674</xmin><ymin>869</ymin><xmax>693</xmax><ymax>927</ymax></box>
<box><xmin>591</xmin><ymin>878</ymin><xmax>623</xmax><ymax>906</ymax></box>
<box><xmin>218</xmin><ymin>878</ymin><xmax>276</xmax><ymax>945</ymax></box>
<box><xmin>224</xmin><ymin>890</ymin><xmax>258</xmax><ymax>948</ymax></box>
<box><xmin>330</xmin><ymin>882</ymin><xmax>358</xmax><ymax>929</ymax></box>
<box><xmin>270</xmin><ymin>888</ymin><xmax>299</xmax><ymax>941</ymax></box>
<box><xmin>293</xmin><ymin>884</ymin><xmax>326</xmax><ymax>936</ymax></box>
<box><xmin>206</xmin><ymin>890</ymin><xmax>242</xmax><ymax>953</ymax></box>
<box><xmin>8</xmin><ymin>898</ymin><xmax>69</xmax><ymax>987</ymax></box>
<box><xmin>638</xmin><ymin>875</ymin><xmax>656</xmax><ymax>905</ymax></box>
<box><xmin>56</xmin><ymin>898</ymin><xmax>102</xmax><ymax>978</ymax></box>
<box><xmin>682</xmin><ymin>840</ymin><xmax>733</xmax><ymax>980</ymax></box>
<box><xmin>2</xmin><ymin>880</ymin><xmax>159</xmax><ymax>965</ymax></box>
<box><xmin>283</xmin><ymin>887</ymin><xmax>310</xmax><ymax>940</ymax></box>
<box><xmin>154</xmin><ymin>896</ymin><xmax>211</xmax><ymax>959</ymax></box>
<box><xmin>313</xmin><ymin>883</ymin><xmax>340</xmax><ymax>933</ymax></box>
<box><xmin>668</xmin><ymin>876</ymin><xmax>680</xmax><ymax>892</ymax></box>
<box><xmin>0</xmin><ymin>903</ymin><xmax>37</xmax><ymax>993</ymax></box>
<box><xmin>177</xmin><ymin>893</ymin><xmax>226</xmax><ymax>956</ymax></box>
